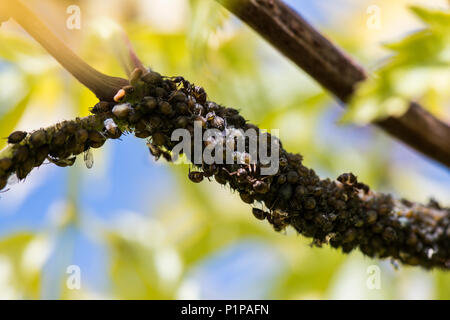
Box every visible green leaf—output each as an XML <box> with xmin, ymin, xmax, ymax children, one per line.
<box><xmin>0</xmin><ymin>232</ymin><xmax>47</xmax><ymax>299</ymax></box>
<box><xmin>0</xmin><ymin>88</ymin><xmax>33</xmax><ymax>150</ymax></box>
<box><xmin>409</xmin><ymin>6</ymin><xmax>450</xmax><ymax>30</ymax></box>
<box><xmin>107</xmin><ymin>231</ymin><xmax>176</xmax><ymax>299</ymax></box>
<box><xmin>0</xmin><ymin>32</ymin><xmax>46</xmax><ymax>62</ymax></box>
<box><xmin>344</xmin><ymin>6</ymin><xmax>450</xmax><ymax>124</ymax></box>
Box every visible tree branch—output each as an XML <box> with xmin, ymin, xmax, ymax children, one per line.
<box><xmin>216</xmin><ymin>0</ymin><xmax>450</xmax><ymax>168</ymax></box>
<box><xmin>0</xmin><ymin>72</ymin><xmax>448</xmax><ymax>269</ymax></box>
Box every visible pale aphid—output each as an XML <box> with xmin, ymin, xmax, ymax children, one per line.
<box><xmin>104</xmin><ymin>118</ymin><xmax>117</xmax><ymax>131</ymax></box>
<box><xmin>84</xmin><ymin>149</ymin><xmax>94</xmax><ymax>169</ymax></box>
<box><xmin>112</xmin><ymin>103</ymin><xmax>133</xmax><ymax>118</ymax></box>
<box><xmin>7</xmin><ymin>174</ymin><xmax>19</xmax><ymax>186</ymax></box>
<box><xmin>104</xmin><ymin>118</ymin><xmax>121</xmax><ymax>139</ymax></box>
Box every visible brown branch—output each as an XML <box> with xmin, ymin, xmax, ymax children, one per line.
<box><xmin>0</xmin><ymin>72</ymin><xmax>448</xmax><ymax>269</ymax></box>
<box><xmin>217</xmin><ymin>0</ymin><xmax>450</xmax><ymax>168</ymax></box>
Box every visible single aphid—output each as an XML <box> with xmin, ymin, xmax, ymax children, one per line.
<box><xmin>279</xmin><ymin>157</ymin><xmax>288</xmax><ymax>167</ymax></box>
<box><xmin>294</xmin><ymin>185</ymin><xmax>307</xmax><ymax>197</ymax></box>
<box><xmin>188</xmin><ymin>170</ymin><xmax>204</xmax><ymax>183</ymax></box>
<box><xmin>88</xmin><ymin>130</ymin><xmax>106</xmax><ymax>144</ymax></box>
<box><xmin>239</xmin><ymin>192</ymin><xmax>254</xmax><ymax>204</ymax></box>
<box><xmin>211</xmin><ymin>116</ymin><xmax>225</xmax><ymax>130</ymax></box>
<box><xmin>169</xmin><ymin>91</ymin><xmax>187</xmax><ymax>103</ymax></box>
<box><xmin>148</xmin><ymin>116</ymin><xmax>163</xmax><ymax>130</ymax></box>
<box><xmin>104</xmin><ymin>119</ymin><xmax>121</xmax><ymax>139</ymax></box>
<box><xmin>365</xmin><ymin>210</ymin><xmax>378</xmax><ymax>224</ymax></box>
<box><xmin>252</xmin><ymin>208</ymin><xmax>267</xmax><ymax>221</ymax></box>
<box><xmin>91</xmin><ymin>101</ymin><xmax>111</xmax><ymax>114</ymax></box>
<box><xmin>135</xmin><ymin>130</ymin><xmax>151</xmax><ymax>139</ymax></box>
<box><xmin>205</xmin><ymin>111</ymin><xmax>225</xmax><ymax>130</ymax></box>
<box><xmin>152</xmin><ymin>132</ymin><xmax>166</xmax><ymax>146</ymax></box>
<box><xmin>63</xmin><ymin>121</ymin><xmax>78</xmax><ymax>134</ymax></box>
<box><xmin>356</xmin><ymin>182</ymin><xmax>370</xmax><ymax>194</ymax></box>
<box><xmin>75</xmin><ymin>128</ymin><xmax>89</xmax><ymax>144</ymax></box>
<box><xmin>7</xmin><ymin>131</ymin><xmax>27</xmax><ymax>144</ymax></box>
<box><xmin>287</xmin><ymin>170</ymin><xmax>299</xmax><ymax>184</ymax></box>
<box><xmin>175</xmin><ymin>116</ymin><xmax>189</xmax><ymax>128</ymax></box>
<box><xmin>304</xmin><ymin>197</ymin><xmax>316</xmax><ymax>209</ymax></box>
<box><xmin>84</xmin><ymin>149</ymin><xmax>94</xmax><ymax>169</ymax></box>
<box><xmin>206</xmin><ymin>101</ymin><xmax>220</xmax><ymax>113</ymax></box>
<box><xmin>173</xmin><ymin>102</ymin><xmax>187</xmax><ymax>116</ymax></box>
<box><xmin>253</xmin><ymin>180</ymin><xmax>269</xmax><ymax>194</ymax></box>
<box><xmin>113</xmin><ymin>89</ymin><xmax>126</xmax><ymax>102</ymax></box>
<box><xmin>141</xmin><ymin>71</ymin><xmax>162</xmax><ymax>85</ymax></box>
<box><xmin>35</xmin><ymin>145</ymin><xmax>50</xmax><ymax>166</ymax></box>
<box><xmin>158</xmin><ymin>100</ymin><xmax>172</xmax><ymax>115</ymax></box>
<box><xmin>206</xmin><ymin>112</ymin><xmax>215</xmax><ymax>122</ymax></box>
<box><xmin>48</xmin><ymin>156</ymin><xmax>76</xmax><ymax>168</ymax></box>
<box><xmin>171</xmin><ymin>76</ymin><xmax>191</xmax><ymax>91</ymax></box>
<box><xmin>140</xmin><ymin>96</ymin><xmax>157</xmax><ymax>113</ymax></box>
<box><xmin>187</xmin><ymin>95</ymin><xmax>196</xmax><ymax>110</ymax></box>
<box><xmin>29</xmin><ymin>129</ymin><xmax>47</xmax><ymax>148</ymax></box>
<box><xmin>52</xmin><ymin>130</ymin><xmax>68</xmax><ymax>146</ymax></box>
<box><xmin>154</xmin><ymin>87</ymin><xmax>167</xmax><ymax>98</ymax></box>
<box><xmin>127</xmin><ymin>109</ymin><xmax>142</xmax><ymax>124</ymax></box>
<box><xmin>277</xmin><ymin>174</ymin><xmax>287</xmax><ymax>185</ymax></box>
<box><xmin>112</xmin><ymin>103</ymin><xmax>133</xmax><ymax>118</ymax></box>
<box><xmin>193</xmin><ymin>103</ymin><xmax>204</xmax><ymax>116</ymax></box>
<box><xmin>147</xmin><ymin>141</ymin><xmax>170</xmax><ymax>161</ymax></box>
<box><xmin>214</xmin><ymin>173</ymin><xmax>228</xmax><ymax>185</ymax></box>
<box><xmin>16</xmin><ymin>156</ymin><xmax>35</xmax><ymax>180</ymax></box>
<box><xmin>193</xmin><ymin>86</ymin><xmax>207</xmax><ymax>103</ymax></box>
<box><xmin>337</xmin><ymin>172</ymin><xmax>357</xmax><ymax>185</ymax></box>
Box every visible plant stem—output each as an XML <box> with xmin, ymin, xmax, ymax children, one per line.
<box><xmin>6</xmin><ymin>0</ymin><xmax>128</xmax><ymax>101</ymax></box>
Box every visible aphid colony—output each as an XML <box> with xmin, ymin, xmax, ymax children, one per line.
<box><xmin>1</xmin><ymin>67</ymin><xmax>448</xmax><ymax>269</ymax></box>
<box><xmin>0</xmin><ymin>115</ymin><xmax>110</xmax><ymax>190</ymax></box>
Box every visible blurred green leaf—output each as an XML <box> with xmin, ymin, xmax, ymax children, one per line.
<box><xmin>410</xmin><ymin>6</ymin><xmax>450</xmax><ymax>31</ymax></box>
<box><xmin>0</xmin><ymin>32</ymin><xmax>46</xmax><ymax>63</ymax></box>
<box><xmin>107</xmin><ymin>231</ymin><xmax>176</xmax><ymax>299</ymax></box>
<box><xmin>344</xmin><ymin>6</ymin><xmax>450</xmax><ymax>124</ymax></box>
<box><xmin>0</xmin><ymin>88</ymin><xmax>33</xmax><ymax>150</ymax></box>
<box><xmin>0</xmin><ymin>232</ymin><xmax>47</xmax><ymax>299</ymax></box>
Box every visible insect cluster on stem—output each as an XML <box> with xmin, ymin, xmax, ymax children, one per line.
<box><xmin>1</xmin><ymin>67</ymin><xmax>448</xmax><ymax>269</ymax></box>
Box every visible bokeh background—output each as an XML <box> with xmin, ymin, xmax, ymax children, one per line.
<box><xmin>0</xmin><ymin>0</ymin><xmax>449</xmax><ymax>299</ymax></box>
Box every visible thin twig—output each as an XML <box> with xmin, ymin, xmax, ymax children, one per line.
<box><xmin>5</xmin><ymin>0</ymin><xmax>128</xmax><ymax>101</ymax></box>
